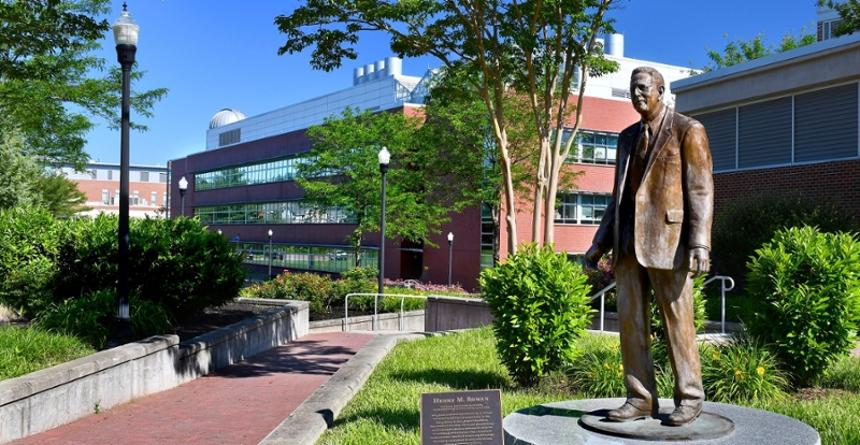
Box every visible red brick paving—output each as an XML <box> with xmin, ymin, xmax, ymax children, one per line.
<box><xmin>11</xmin><ymin>332</ymin><xmax>373</xmax><ymax>445</ymax></box>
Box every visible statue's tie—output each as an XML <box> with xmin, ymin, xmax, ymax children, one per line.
<box><xmin>637</xmin><ymin>124</ymin><xmax>650</xmax><ymax>159</ymax></box>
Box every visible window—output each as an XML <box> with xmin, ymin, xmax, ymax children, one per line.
<box><xmin>101</xmin><ymin>189</ymin><xmax>109</xmax><ymax>205</ymax></box>
<box><xmin>151</xmin><ymin>192</ymin><xmax>158</xmax><ymax>207</ymax></box>
<box><xmin>194</xmin><ymin>155</ymin><xmax>320</xmax><ymax>191</ymax></box>
<box><xmin>195</xmin><ymin>201</ymin><xmax>355</xmax><ymax>225</ymax></box>
<box><xmin>611</xmin><ymin>88</ymin><xmax>631</xmax><ymax>99</ymax></box>
<box><xmin>107</xmin><ymin>170</ymin><xmax>113</xmax><ymax>181</ymax></box>
<box><xmin>480</xmin><ymin>203</ymin><xmax>496</xmax><ymax>269</ymax></box>
<box><xmin>159</xmin><ymin>172</ymin><xmax>168</xmax><ymax>183</ymax></box>
<box><xmin>562</xmin><ymin>129</ymin><xmax>618</xmax><ymax>164</ymax></box>
<box><xmin>131</xmin><ymin>191</ymin><xmax>139</xmax><ymax>206</ymax></box>
<box><xmin>555</xmin><ymin>193</ymin><xmax>610</xmax><ymax>224</ymax></box>
<box><xmin>218</xmin><ymin>129</ymin><xmax>241</xmax><ymax>146</ymax></box>
<box><xmin>140</xmin><ymin>171</ymin><xmax>149</xmax><ymax>182</ymax></box>
<box><xmin>232</xmin><ymin>241</ymin><xmax>377</xmax><ymax>274</ymax></box>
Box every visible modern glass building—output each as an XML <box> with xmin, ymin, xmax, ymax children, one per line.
<box><xmin>170</xmin><ymin>39</ymin><xmax>695</xmax><ymax>289</ymax></box>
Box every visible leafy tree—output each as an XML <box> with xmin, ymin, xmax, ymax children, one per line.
<box><xmin>822</xmin><ymin>0</ymin><xmax>860</xmax><ymax>36</ymax></box>
<box><xmin>297</xmin><ymin>108</ymin><xmax>484</xmax><ymax>265</ymax></box>
<box><xmin>0</xmin><ymin>131</ymin><xmax>42</xmax><ymax>209</ymax></box>
<box><xmin>32</xmin><ymin>173</ymin><xmax>89</xmax><ymax>219</ymax></box>
<box><xmin>276</xmin><ymin>0</ymin><xmax>615</xmax><ymax>253</ymax></box>
<box><xmin>705</xmin><ymin>32</ymin><xmax>815</xmax><ymax>71</ymax></box>
<box><xmin>0</xmin><ymin>0</ymin><xmax>167</xmax><ymax>169</ymax></box>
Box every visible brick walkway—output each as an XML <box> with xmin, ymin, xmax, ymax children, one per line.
<box><xmin>11</xmin><ymin>332</ymin><xmax>373</xmax><ymax>445</ymax></box>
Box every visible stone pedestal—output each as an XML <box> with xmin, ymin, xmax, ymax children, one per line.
<box><xmin>503</xmin><ymin>398</ymin><xmax>820</xmax><ymax>445</ymax></box>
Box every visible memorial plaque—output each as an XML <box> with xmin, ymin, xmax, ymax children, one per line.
<box><xmin>420</xmin><ymin>389</ymin><xmax>503</xmax><ymax>445</ymax></box>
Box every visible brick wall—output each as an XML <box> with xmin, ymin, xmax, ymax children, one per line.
<box><xmin>714</xmin><ymin>159</ymin><xmax>860</xmax><ymax>218</ymax></box>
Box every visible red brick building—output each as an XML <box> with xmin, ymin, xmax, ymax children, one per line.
<box><xmin>61</xmin><ymin>162</ymin><xmax>169</xmax><ymax>218</ymax></box>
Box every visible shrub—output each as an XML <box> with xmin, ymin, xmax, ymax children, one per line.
<box><xmin>0</xmin><ymin>207</ymin><xmax>63</xmax><ymax>316</ymax></box>
<box><xmin>700</xmin><ymin>338</ymin><xmax>788</xmax><ymax>403</ymax></box>
<box><xmin>746</xmin><ymin>226</ymin><xmax>860</xmax><ymax>386</ymax></box>
<box><xmin>53</xmin><ymin>216</ymin><xmax>245</xmax><ymax>322</ymax></box>
<box><xmin>479</xmin><ymin>244</ymin><xmax>593</xmax><ymax>386</ymax></box>
<box><xmin>712</xmin><ymin>193</ymin><xmax>855</xmax><ymax>287</ymax></box>
<box><xmin>36</xmin><ymin>289</ymin><xmax>174</xmax><ymax>349</ymax></box>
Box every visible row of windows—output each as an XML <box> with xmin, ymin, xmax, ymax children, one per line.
<box><xmin>100</xmin><ymin>190</ymin><xmax>166</xmax><ymax>207</ymax></box>
<box><xmin>561</xmin><ymin>129</ymin><xmax>619</xmax><ymax>164</ymax></box>
<box><xmin>195</xmin><ymin>201</ymin><xmax>355</xmax><ymax>225</ymax></box>
<box><xmin>480</xmin><ymin>203</ymin><xmax>495</xmax><ymax>269</ymax></box>
<box><xmin>234</xmin><ymin>242</ymin><xmax>378</xmax><ymax>274</ymax></box>
<box><xmin>696</xmin><ymin>82</ymin><xmax>858</xmax><ymax>172</ymax></box>
<box><xmin>91</xmin><ymin>170</ymin><xmax>167</xmax><ymax>183</ymax></box>
<box><xmin>555</xmin><ymin>193</ymin><xmax>611</xmax><ymax>225</ymax></box>
<box><xmin>195</xmin><ymin>156</ymin><xmax>312</xmax><ymax>191</ymax></box>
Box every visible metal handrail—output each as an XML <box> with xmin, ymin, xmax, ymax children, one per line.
<box><xmin>703</xmin><ymin>275</ymin><xmax>736</xmax><ymax>334</ymax></box>
<box><xmin>344</xmin><ymin>292</ymin><xmax>482</xmax><ymax>332</ymax></box>
<box><xmin>587</xmin><ymin>275</ymin><xmax>736</xmax><ymax>334</ymax></box>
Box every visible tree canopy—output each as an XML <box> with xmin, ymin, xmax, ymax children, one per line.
<box><xmin>0</xmin><ymin>0</ymin><xmax>167</xmax><ymax>169</ymax></box>
<box><xmin>298</xmin><ymin>107</ymin><xmax>487</xmax><ymax>264</ymax></box>
<box><xmin>277</xmin><ymin>0</ymin><xmax>616</xmax><ymax>253</ymax></box>
<box><xmin>822</xmin><ymin>0</ymin><xmax>860</xmax><ymax>36</ymax></box>
<box><xmin>704</xmin><ymin>32</ymin><xmax>816</xmax><ymax>71</ymax></box>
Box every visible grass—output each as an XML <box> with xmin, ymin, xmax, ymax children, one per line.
<box><xmin>317</xmin><ymin>328</ymin><xmax>572</xmax><ymax>445</ymax></box>
<box><xmin>703</xmin><ymin>287</ymin><xmax>758</xmax><ymax>323</ymax></box>
<box><xmin>0</xmin><ymin>326</ymin><xmax>95</xmax><ymax>381</ymax></box>
<box><xmin>318</xmin><ymin>328</ymin><xmax>860</xmax><ymax>445</ymax></box>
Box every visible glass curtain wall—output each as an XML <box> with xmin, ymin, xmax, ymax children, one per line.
<box><xmin>196</xmin><ymin>201</ymin><xmax>355</xmax><ymax>225</ymax></box>
<box><xmin>234</xmin><ymin>242</ymin><xmax>378</xmax><ymax>274</ymax></box>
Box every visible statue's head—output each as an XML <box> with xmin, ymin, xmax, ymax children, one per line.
<box><xmin>630</xmin><ymin>66</ymin><xmax>665</xmax><ymax>117</ymax></box>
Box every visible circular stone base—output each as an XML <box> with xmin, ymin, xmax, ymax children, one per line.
<box><xmin>504</xmin><ymin>398</ymin><xmax>820</xmax><ymax>445</ymax></box>
<box><xmin>579</xmin><ymin>407</ymin><xmax>734</xmax><ymax>441</ymax></box>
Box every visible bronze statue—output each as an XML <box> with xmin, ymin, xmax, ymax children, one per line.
<box><xmin>585</xmin><ymin>66</ymin><xmax>713</xmax><ymax>427</ymax></box>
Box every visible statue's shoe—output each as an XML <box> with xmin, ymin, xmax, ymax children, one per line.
<box><xmin>605</xmin><ymin>401</ymin><xmax>653</xmax><ymax>422</ymax></box>
<box><xmin>665</xmin><ymin>404</ymin><xmax>703</xmax><ymax>426</ymax></box>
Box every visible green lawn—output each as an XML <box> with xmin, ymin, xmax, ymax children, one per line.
<box><xmin>0</xmin><ymin>326</ymin><xmax>95</xmax><ymax>381</ymax></box>
<box><xmin>318</xmin><ymin>328</ymin><xmax>860</xmax><ymax>445</ymax></box>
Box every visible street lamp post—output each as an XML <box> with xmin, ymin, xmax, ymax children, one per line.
<box><xmin>112</xmin><ymin>2</ymin><xmax>139</xmax><ymax>340</ymax></box>
<box><xmin>447</xmin><ymin>232</ymin><xmax>454</xmax><ymax>286</ymax></box>
<box><xmin>267</xmin><ymin>229</ymin><xmax>274</xmax><ymax>278</ymax></box>
<box><xmin>178</xmin><ymin>176</ymin><xmax>188</xmax><ymax>216</ymax></box>
<box><xmin>377</xmin><ymin>147</ymin><xmax>390</xmax><ymax>295</ymax></box>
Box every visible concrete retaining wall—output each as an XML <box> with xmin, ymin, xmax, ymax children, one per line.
<box><xmin>0</xmin><ymin>299</ymin><xmax>308</xmax><ymax>444</ymax></box>
<box><xmin>424</xmin><ymin>296</ymin><xmax>494</xmax><ymax>332</ymax></box>
<box><xmin>310</xmin><ymin>310</ymin><xmax>425</xmax><ymax>333</ymax></box>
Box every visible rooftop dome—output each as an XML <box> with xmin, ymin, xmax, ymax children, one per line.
<box><xmin>209</xmin><ymin>108</ymin><xmax>246</xmax><ymax>129</ymax></box>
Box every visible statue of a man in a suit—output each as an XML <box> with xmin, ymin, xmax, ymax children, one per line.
<box><xmin>585</xmin><ymin>66</ymin><xmax>713</xmax><ymax>426</ymax></box>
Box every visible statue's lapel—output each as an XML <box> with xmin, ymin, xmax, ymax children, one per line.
<box><xmin>643</xmin><ymin>108</ymin><xmax>674</xmax><ymax>180</ymax></box>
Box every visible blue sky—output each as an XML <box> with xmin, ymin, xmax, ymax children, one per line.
<box><xmin>84</xmin><ymin>0</ymin><xmax>818</xmax><ymax>166</ymax></box>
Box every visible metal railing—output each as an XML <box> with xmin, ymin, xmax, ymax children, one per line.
<box><xmin>344</xmin><ymin>292</ymin><xmax>482</xmax><ymax>332</ymax></box>
<box><xmin>589</xmin><ymin>275</ymin><xmax>736</xmax><ymax>334</ymax></box>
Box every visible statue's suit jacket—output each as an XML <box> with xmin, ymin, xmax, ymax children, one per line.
<box><xmin>593</xmin><ymin>108</ymin><xmax>713</xmax><ymax>270</ymax></box>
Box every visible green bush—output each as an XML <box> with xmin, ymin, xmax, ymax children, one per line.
<box><xmin>53</xmin><ymin>216</ymin><xmax>245</xmax><ymax>322</ymax></box>
<box><xmin>0</xmin><ymin>207</ymin><xmax>63</xmax><ymax>316</ymax></box>
<box><xmin>746</xmin><ymin>226</ymin><xmax>860</xmax><ymax>386</ymax></box>
<box><xmin>651</xmin><ymin>273</ymin><xmax>707</xmax><ymax>337</ymax></box>
<box><xmin>712</xmin><ymin>193</ymin><xmax>855</xmax><ymax>287</ymax></box>
<box><xmin>36</xmin><ymin>289</ymin><xmax>174</xmax><ymax>349</ymax></box>
<box><xmin>479</xmin><ymin>244</ymin><xmax>593</xmax><ymax>386</ymax></box>
<box><xmin>700</xmin><ymin>338</ymin><xmax>788</xmax><ymax>403</ymax></box>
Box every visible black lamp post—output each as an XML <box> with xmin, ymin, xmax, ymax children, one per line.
<box><xmin>112</xmin><ymin>2</ymin><xmax>138</xmax><ymax>339</ymax></box>
<box><xmin>447</xmin><ymin>232</ymin><xmax>454</xmax><ymax>286</ymax></box>
<box><xmin>377</xmin><ymin>146</ymin><xmax>390</xmax><ymax>295</ymax></box>
<box><xmin>178</xmin><ymin>176</ymin><xmax>188</xmax><ymax>216</ymax></box>
<box><xmin>267</xmin><ymin>228</ymin><xmax>274</xmax><ymax>278</ymax></box>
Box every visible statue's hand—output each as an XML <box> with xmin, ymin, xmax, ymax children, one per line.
<box><xmin>584</xmin><ymin>244</ymin><xmax>603</xmax><ymax>270</ymax></box>
<box><xmin>689</xmin><ymin>247</ymin><xmax>710</xmax><ymax>275</ymax></box>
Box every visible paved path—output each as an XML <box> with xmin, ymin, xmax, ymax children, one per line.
<box><xmin>11</xmin><ymin>332</ymin><xmax>373</xmax><ymax>445</ymax></box>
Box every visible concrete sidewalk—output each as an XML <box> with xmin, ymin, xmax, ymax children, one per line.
<box><xmin>10</xmin><ymin>332</ymin><xmax>373</xmax><ymax>445</ymax></box>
